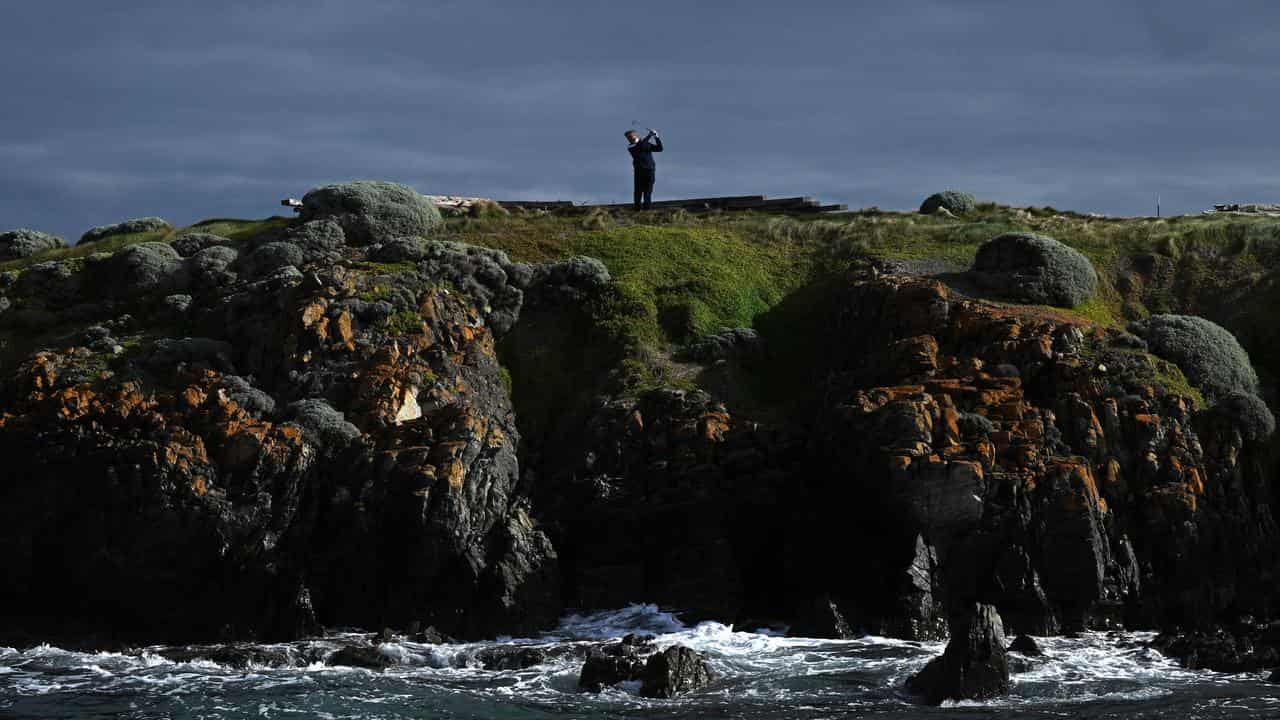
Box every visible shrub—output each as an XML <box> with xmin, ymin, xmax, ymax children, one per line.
<box><xmin>239</xmin><ymin>242</ymin><xmax>304</xmax><ymax>277</ymax></box>
<box><xmin>526</xmin><ymin>255</ymin><xmax>611</xmax><ymax>305</ymax></box>
<box><xmin>186</xmin><ymin>245</ymin><xmax>239</xmax><ymax>289</ymax></box>
<box><xmin>920</xmin><ymin>191</ymin><xmax>977</xmax><ymax>216</ymax></box>
<box><xmin>1131</xmin><ymin>314</ymin><xmax>1259</xmax><ymax>401</ymax></box>
<box><xmin>0</xmin><ymin>229</ymin><xmax>65</xmax><ymax>260</ymax></box>
<box><xmin>418</xmin><ymin>240</ymin><xmax>532</xmax><ymax>334</ymax></box>
<box><xmin>1209</xmin><ymin>391</ymin><xmax>1275</xmax><ymax>441</ymax></box>
<box><xmin>106</xmin><ymin>242</ymin><xmax>184</xmax><ymax>297</ymax></box>
<box><xmin>170</xmin><ymin>232</ymin><xmax>232</xmax><ymax>257</ymax></box>
<box><xmin>300</xmin><ymin>181</ymin><xmax>442</xmax><ymax>244</ymax></box>
<box><xmin>80</xmin><ymin>217</ymin><xmax>171</xmax><ymax>245</ymax></box>
<box><xmin>371</xmin><ymin>237</ymin><xmax>429</xmax><ymax>263</ymax></box>
<box><xmin>284</xmin><ymin>219</ymin><xmax>346</xmax><ymax>264</ymax></box>
<box><xmin>970</xmin><ymin>232</ymin><xmax>1098</xmax><ymax>307</ymax></box>
<box><xmin>468</xmin><ymin>199</ymin><xmax>509</xmax><ymax>218</ymax></box>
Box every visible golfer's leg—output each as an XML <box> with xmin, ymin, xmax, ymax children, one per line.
<box><xmin>633</xmin><ymin>171</ymin><xmax>643</xmax><ymax>210</ymax></box>
<box><xmin>643</xmin><ymin>171</ymin><xmax>655</xmax><ymax>209</ymax></box>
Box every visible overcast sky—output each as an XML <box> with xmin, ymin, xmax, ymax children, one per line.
<box><xmin>3</xmin><ymin>0</ymin><xmax>1279</xmax><ymax>240</ymax></box>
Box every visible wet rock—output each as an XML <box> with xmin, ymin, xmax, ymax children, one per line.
<box><xmin>1008</xmin><ymin>634</ymin><xmax>1043</xmax><ymax>656</ymax></box>
<box><xmin>474</xmin><ymin>646</ymin><xmax>547</xmax><ymax>670</ymax></box>
<box><xmin>639</xmin><ymin>645</ymin><xmax>713</xmax><ymax>698</ymax></box>
<box><xmin>1153</xmin><ymin>630</ymin><xmax>1280</xmax><ymax>673</ymax></box>
<box><xmin>412</xmin><ymin>625</ymin><xmax>456</xmax><ymax>644</ymax></box>
<box><xmin>159</xmin><ymin>644</ymin><xmax>294</xmax><ymax>669</ymax></box>
<box><xmin>790</xmin><ymin>594</ymin><xmax>856</xmax><ymax>639</ymax></box>
<box><xmin>327</xmin><ymin>644</ymin><xmax>396</xmax><ymax>670</ymax></box>
<box><xmin>907</xmin><ymin>604</ymin><xmax>1010</xmax><ymax>704</ymax></box>
<box><xmin>579</xmin><ymin>639</ymin><xmax>648</xmax><ymax>692</ymax></box>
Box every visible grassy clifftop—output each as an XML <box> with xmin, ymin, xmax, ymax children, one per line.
<box><xmin>6</xmin><ymin>201</ymin><xmax>1279</xmax><ymax>419</ymax></box>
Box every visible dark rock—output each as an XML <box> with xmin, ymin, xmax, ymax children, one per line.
<box><xmin>1154</xmin><ymin>630</ymin><xmax>1280</xmax><ymax>673</ymax></box>
<box><xmin>0</xmin><ymin>229</ymin><xmax>65</xmax><ymax>260</ymax></box>
<box><xmin>413</xmin><ymin>626</ymin><xmax>456</xmax><ymax>644</ymax></box>
<box><xmin>159</xmin><ymin>644</ymin><xmax>294</xmax><ymax>669</ymax></box>
<box><xmin>681</xmin><ymin>327</ymin><xmax>762</xmax><ymax>365</ymax></box>
<box><xmin>239</xmin><ymin>242</ymin><xmax>304</xmax><ymax>278</ymax></box>
<box><xmin>1008</xmin><ymin>634</ymin><xmax>1043</xmax><ymax>656</ymax></box>
<box><xmin>639</xmin><ymin>645</ymin><xmax>713</xmax><ymax>698</ymax></box>
<box><xmin>185</xmin><ymin>245</ymin><xmax>239</xmax><ymax>289</ymax></box>
<box><xmin>417</xmin><ymin>240</ymin><xmax>529</xmax><ymax>334</ymax></box>
<box><xmin>284</xmin><ymin>399</ymin><xmax>361</xmax><ymax>448</ymax></box>
<box><xmin>526</xmin><ymin>255</ymin><xmax>610</xmax><ymax>305</ymax></box>
<box><xmin>327</xmin><ymin>645</ymin><xmax>395</xmax><ymax>670</ymax></box>
<box><xmin>284</xmin><ymin>219</ymin><xmax>346</xmax><ymax>263</ymax></box>
<box><xmin>907</xmin><ymin>604</ymin><xmax>1010</xmax><ymax>705</ymax></box>
<box><xmin>579</xmin><ymin>641</ymin><xmax>647</xmax><ymax>692</ymax></box>
<box><xmin>1270</xmin><ymin>668</ymin><xmax>1279</xmax><ymax>683</ymax></box>
<box><xmin>474</xmin><ymin>646</ymin><xmax>547</xmax><ymax>670</ymax></box>
<box><xmin>371</xmin><ymin>237</ymin><xmax>429</xmax><ymax>263</ymax></box>
<box><xmin>790</xmin><ymin>594</ymin><xmax>856</xmax><ymax>639</ymax></box>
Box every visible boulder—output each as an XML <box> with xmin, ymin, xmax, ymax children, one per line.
<box><xmin>80</xmin><ymin>217</ymin><xmax>171</xmax><ymax>245</ymax></box>
<box><xmin>1007</xmin><ymin>634</ymin><xmax>1043</xmax><ymax>656</ymax></box>
<box><xmin>578</xmin><ymin>635</ymin><xmax>653</xmax><ymax>692</ymax></box>
<box><xmin>300</xmin><ymin>181</ymin><xmax>442</xmax><ymax>245</ymax></box>
<box><xmin>418</xmin><ymin>240</ymin><xmax>531</xmax><ymax>334</ymax></box>
<box><xmin>639</xmin><ymin>645</ymin><xmax>713</xmax><ymax>698</ymax></box>
<box><xmin>919</xmin><ymin>191</ymin><xmax>976</xmax><ymax>216</ymax></box>
<box><xmin>906</xmin><ymin>604</ymin><xmax>1010</xmax><ymax>704</ymax></box>
<box><xmin>473</xmin><ymin>646</ymin><xmax>547</xmax><ymax>670</ymax></box>
<box><xmin>284</xmin><ymin>399</ymin><xmax>361</xmax><ymax>449</ymax></box>
<box><xmin>1208</xmin><ymin>391</ymin><xmax>1275</xmax><ymax>441</ymax></box>
<box><xmin>526</xmin><ymin>255</ymin><xmax>611</xmax><ymax>305</ymax></box>
<box><xmin>326</xmin><ymin>644</ymin><xmax>395</xmax><ymax>670</ymax></box>
<box><xmin>0</xmin><ymin>229</ymin><xmax>65</xmax><ymax>260</ymax></box>
<box><xmin>970</xmin><ymin>232</ymin><xmax>1097</xmax><ymax>307</ymax></box>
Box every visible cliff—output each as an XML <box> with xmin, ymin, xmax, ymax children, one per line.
<box><xmin>1</xmin><ymin>187</ymin><xmax>1277</xmax><ymax>656</ymax></box>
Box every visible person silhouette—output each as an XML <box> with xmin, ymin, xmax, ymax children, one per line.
<box><xmin>625</xmin><ymin>128</ymin><xmax>663</xmax><ymax>210</ymax></box>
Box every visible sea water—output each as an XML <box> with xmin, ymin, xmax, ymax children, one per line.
<box><xmin>3</xmin><ymin>604</ymin><xmax>1279</xmax><ymax>719</ymax></box>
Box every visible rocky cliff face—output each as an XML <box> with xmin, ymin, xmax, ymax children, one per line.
<box><xmin>0</xmin><ymin>212</ymin><xmax>557</xmax><ymax>644</ymax></box>
<box><xmin>1</xmin><ymin>204</ymin><xmax>1276</xmax><ymax>652</ymax></box>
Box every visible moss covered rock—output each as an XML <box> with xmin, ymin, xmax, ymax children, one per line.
<box><xmin>0</xmin><ymin>229</ymin><xmax>65</xmax><ymax>260</ymax></box>
<box><xmin>80</xmin><ymin>217</ymin><xmax>171</xmax><ymax>245</ymax></box>
<box><xmin>1131</xmin><ymin>314</ymin><xmax>1259</xmax><ymax>401</ymax></box>
<box><xmin>105</xmin><ymin>242</ymin><xmax>184</xmax><ymax>297</ymax></box>
<box><xmin>970</xmin><ymin>232</ymin><xmax>1097</xmax><ymax>307</ymax></box>
<box><xmin>920</xmin><ymin>190</ymin><xmax>976</xmax><ymax>216</ymax></box>
<box><xmin>170</xmin><ymin>232</ymin><xmax>232</xmax><ymax>258</ymax></box>
<box><xmin>300</xmin><ymin>181</ymin><xmax>442</xmax><ymax>245</ymax></box>
<box><xmin>1209</xmin><ymin>391</ymin><xmax>1275</xmax><ymax>441</ymax></box>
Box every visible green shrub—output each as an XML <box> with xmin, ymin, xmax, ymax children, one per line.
<box><xmin>300</xmin><ymin>181</ymin><xmax>442</xmax><ymax>244</ymax></box>
<box><xmin>920</xmin><ymin>190</ymin><xmax>977</xmax><ymax>216</ymax></box>
<box><xmin>80</xmin><ymin>217</ymin><xmax>171</xmax><ymax>245</ymax></box>
<box><xmin>1209</xmin><ymin>391</ymin><xmax>1275</xmax><ymax>441</ymax></box>
<box><xmin>970</xmin><ymin>232</ymin><xmax>1098</xmax><ymax>307</ymax></box>
<box><xmin>0</xmin><ymin>229</ymin><xmax>65</xmax><ymax>260</ymax></box>
<box><xmin>1131</xmin><ymin>314</ymin><xmax>1259</xmax><ymax>401</ymax></box>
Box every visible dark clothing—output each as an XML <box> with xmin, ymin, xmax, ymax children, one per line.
<box><xmin>634</xmin><ymin>167</ymin><xmax>655</xmax><ymax>210</ymax></box>
<box><xmin>628</xmin><ymin>134</ymin><xmax>662</xmax><ymax>209</ymax></box>
<box><xmin>628</xmin><ymin>135</ymin><xmax>663</xmax><ymax>170</ymax></box>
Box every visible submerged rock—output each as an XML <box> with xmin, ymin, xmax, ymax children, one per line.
<box><xmin>907</xmin><ymin>604</ymin><xmax>1010</xmax><ymax>704</ymax></box>
<box><xmin>639</xmin><ymin>645</ymin><xmax>713</xmax><ymax>698</ymax></box>
<box><xmin>578</xmin><ymin>634</ymin><xmax>653</xmax><ymax>692</ymax></box>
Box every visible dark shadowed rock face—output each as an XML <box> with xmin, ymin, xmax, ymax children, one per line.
<box><xmin>907</xmin><ymin>604</ymin><xmax>1009</xmax><ymax>704</ymax></box>
<box><xmin>640</xmin><ymin>645</ymin><xmax>713</xmax><ymax>698</ymax></box>
<box><xmin>1008</xmin><ymin>634</ymin><xmax>1043</xmax><ymax>656</ymax></box>
<box><xmin>578</xmin><ymin>635</ymin><xmax>653</xmax><ymax>692</ymax></box>
<box><xmin>0</xmin><ymin>227</ymin><xmax>556</xmax><ymax>645</ymax></box>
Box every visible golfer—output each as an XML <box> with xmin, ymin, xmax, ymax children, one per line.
<box><xmin>625</xmin><ymin>128</ymin><xmax>663</xmax><ymax>210</ymax></box>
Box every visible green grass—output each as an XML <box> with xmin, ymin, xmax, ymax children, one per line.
<box><xmin>0</xmin><ymin>216</ymin><xmax>292</xmax><ymax>274</ymax></box>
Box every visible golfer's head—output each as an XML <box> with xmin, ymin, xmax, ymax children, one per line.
<box><xmin>625</xmin><ymin>130</ymin><xmax>639</xmax><ymax>143</ymax></box>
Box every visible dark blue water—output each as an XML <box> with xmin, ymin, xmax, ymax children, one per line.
<box><xmin>3</xmin><ymin>605</ymin><xmax>1278</xmax><ymax>719</ymax></box>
